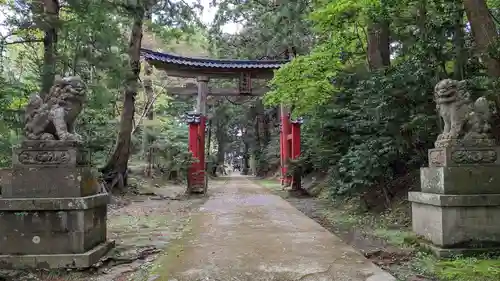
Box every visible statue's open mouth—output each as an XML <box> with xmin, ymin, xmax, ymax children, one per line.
<box><xmin>436</xmin><ymin>88</ymin><xmax>456</xmax><ymax>103</ymax></box>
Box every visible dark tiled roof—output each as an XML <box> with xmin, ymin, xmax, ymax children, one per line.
<box><xmin>141</xmin><ymin>48</ymin><xmax>288</xmax><ymax>69</ymax></box>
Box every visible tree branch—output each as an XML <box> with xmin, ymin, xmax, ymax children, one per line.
<box><xmin>2</xmin><ymin>39</ymin><xmax>43</xmax><ymax>45</ymax></box>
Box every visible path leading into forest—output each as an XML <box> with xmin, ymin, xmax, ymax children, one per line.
<box><xmin>153</xmin><ymin>174</ymin><xmax>395</xmax><ymax>281</ymax></box>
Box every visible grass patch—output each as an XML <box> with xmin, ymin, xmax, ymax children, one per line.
<box><xmin>410</xmin><ymin>252</ymin><xmax>438</xmax><ymax>276</ymax></box>
<box><xmin>254</xmin><ymin>178</ymin><xmax>291</xmax><ymax>198</ymax></box>
<box><xmin>434</xmin><ymin>257</ymin><xmax>500</xmax><ymax>281</ymax></box>
<box><xmin>256</xmin><ymin>179</ymin><xmax>282</xmax><ymax>190</ymax></box>
<box><xmin>319</xmin><ymin>208</ymin><xmax>365</xmax><ymax>226</ymax></box>
<box><xmin>373</xmin><ymin>228</ymin><xmax>418</xmax><ymax>247</ymax></box>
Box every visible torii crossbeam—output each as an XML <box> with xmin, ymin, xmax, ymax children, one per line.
<box><xmin>166</xmin><ymin>85</ymin><xmax>269</xmax><ymax>96</ymax></box>
<box><xmin>141</xmin><ymin>48</ymin><xmax>302</xmax><ymax>193</ymax></box>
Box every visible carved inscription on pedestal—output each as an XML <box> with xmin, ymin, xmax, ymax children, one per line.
<box><xmin>451</xmin><ymin>150</ymin><xmax>497</xmax><ymax>164</ymax></box>
<box><xmin>18</xmin><ymin>150</ymin><xmax>70</xmax><ymax>165</ymax></box>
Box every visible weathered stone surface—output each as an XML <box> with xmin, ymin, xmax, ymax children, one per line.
<box><xmin>23</xmin><ymin>76</ymin><xmax>86</xmax><ymax>142</ymax></box>
<box><xmin>419</xmin><ymin>241</ymin><xmax>500</xmax><ymax>258</ymax></box>
<box><xmin>409</xmin><ymin>191</ymin><xmax>500</xmax><ymax>206</ymax></box>
<box><xmin>0</xmin><ymin>228</ymin><xmax>106</xmax><ymax>255</ymax></box>
<box><xmin>420</xmin><ymin>166</ymin><xmax>500</xmax><ymax>194</ymax></box>
<box><xmin>0</xmin><ymin>203</ymin><xmax>108</xmax><ymax>255</ymax></box>
<box><xmin>428</xmin><ymin>146</ymin><xmax>500</xmax><ymax>167</ymax></box>
<box><xmin>0</xmin><ymin>240</ymin><xmax>114</xmax><ymax>269</ymax></box>
<box><xmin>2</xmin><ymin>140</ymin><xmax>96</xmax><ymax>198</ymax></box>
<box><xmin>409</xmin><ymin>192</ymin><xmax>500</xmax><ymax>248</ymax></box>
<box><xmin>0</xmin><ymin>192</ymin><xmax>112</xmax><ymax>266</ymax></box>
<box><xmin>6</xmin><ymin>166</ymin><xmax>100</xmax><ymax>198</ymax></box>
<box><xmin>433</xmin><ymin>79</ymin><xmax>495</xmax><ymax>148</ymax></box>
<box><xmin>0</xmin><ymin>193</ymin><xmax>109</xmax><ymax>211</ymax></box>
<box><xmin>0</xmin><ymin>168</ymin><xmax>12</xmax><ymax>196</ymax></box>
<box><xmin>12</xmin><ymin>141</ymin><xmax>90</xmax><ymax>167</ymax></box>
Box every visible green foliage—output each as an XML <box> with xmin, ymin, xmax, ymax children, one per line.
<box><xmin>0</xmin><ymin>0</ymin><xmax>203</xmax><ymax>174</ymax></box>
<box><xmin>151</xmin><ymin>117</ymin><xmax>194</xmax><ymax>181</ymax></box>
<box><xmin>435</xmin><ymin>257</ymin><xmax>500</xmax><ymax>281</ymax></box>
<box><xmin>260</xmin><ymin>0</ymin><xmax>496</xmax><ymax>198</ymax></box>
<box><xmin>266</xmin><ymin>43</ymin><xmax>341</xmax><ymax>113</ymax></box>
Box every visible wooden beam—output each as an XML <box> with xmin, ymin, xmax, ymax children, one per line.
<box><xmin>167</xmin><ymin>86</ymin><xmax>269</xmax><ymax>96</ymax></box>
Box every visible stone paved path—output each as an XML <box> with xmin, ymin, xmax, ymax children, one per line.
<box><xmin>154</xmin><ymin>175</ymin><xmax>396</xmax><ymax>281</ymax></box>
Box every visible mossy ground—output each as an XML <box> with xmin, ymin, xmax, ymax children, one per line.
<box><xmin>255</xmin><ymin>178</ymin><xmax>500</xmax><ymax>281</ymax></box>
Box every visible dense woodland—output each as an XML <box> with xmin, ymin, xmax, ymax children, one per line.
<box><xmin>1</xmin><ymin>0</ymin><xmax>500</xmax><ymax>203</ymax></box>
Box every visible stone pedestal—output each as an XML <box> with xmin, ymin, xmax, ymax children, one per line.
<box><xmin>409</xmin><ymin>146</ymin><xmax>500</xmax><ymax>257</ymax></box>
<box><xmin>0</xmin><ymin>140</ymin><xmax>114</xmax><ymax>269</ymax></box>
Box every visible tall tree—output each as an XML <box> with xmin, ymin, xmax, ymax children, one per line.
<box><xmin>463</xmin><ymin>0</ymin><xmax>500</xmax><ymax>77</ymax></box>
<box><xmin>39</xmin><ymin>0</ymin><xmax>60</xmax><ymax>96</ymax></box>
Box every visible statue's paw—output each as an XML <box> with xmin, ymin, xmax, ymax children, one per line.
<box><xmin>62</xmin><ymin>133</ymin><xmax>83</xmax><ymax>142</ymax></box>
<box><xmin>40</xmin><ymin>133</ymin><xmax>55</xmax><ymax>140</ymax></box>
<box><xmin>73</xmin><ymin>134</ymin><xmax>83</xmax><ymax>142</ymax></box>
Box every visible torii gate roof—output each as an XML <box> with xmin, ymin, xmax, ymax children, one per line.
<box><xmin>141</xmin><ymin>48</ymin><xmax>289</xmax><ymax>79</ymax></box>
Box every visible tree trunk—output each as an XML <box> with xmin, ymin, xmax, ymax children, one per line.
<box><xmin>367</xmin><ymin>19</ymin><xmax>391</xmax><ymax>70</ymax></box>
<box><xmin>101</xmin><ymin>7</ymin><xmax>145</xmax><ymax>191</ymax></box>
<box><xmin>463</xmin><ymin>0</ymin><xmax>500</xmax><ymax>77</ymax></box>
<box><xmin>207</xmin><ymin>118</ymin><xmax>213</xmax><ymax>158</ymax></box>
<box><xmin>37</xmin><ymin>0</ymin><xmax>60</xmax><ymax>97</ymax></box>
<box><xmin>207</xmin><ymin>118</ymin><xmax>216</xmax><ymax>177</ymax></box>
<box><xmin>216</xmin><ymin>120</ymin><xmax>225</xmax><ymax>166</ymax></box>
<box><xmin>464</xmin><ymin>0</ymin><xmax>500</xmax><ymax>142</ymax></box>
<box><xmin>142</xmin><ymin>63</ymin><xmax>154</xmax><ymax>177</ymax></box>
<box><xmin>453</xmin><ymin>3</ymin><xmax>467</xmax><ymax>80</ymax></box>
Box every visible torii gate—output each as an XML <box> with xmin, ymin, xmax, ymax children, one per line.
<box><xmin>140</xmin><ymin>48</ymin><xmax>302</xmax><ymax>193</ymax></box>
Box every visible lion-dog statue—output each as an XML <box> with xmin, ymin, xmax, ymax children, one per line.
<box><xmin>434</xmin><ymin>79</ymin><xmax>494</xmax><ymax>147</ymax></box>
<box><xmin>24</xmin><ymin>76</ymin><xmax>86</xmax><ymax>142</ymax></box>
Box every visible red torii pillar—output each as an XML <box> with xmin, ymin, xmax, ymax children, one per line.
<box><xmin>290</xmin><ymin>117</ymin><xmax>303</xmax><ymax>190</ymax></box>
<box><xmin>186</xmin><ymin>112</ymin><xmax>203</xmax><ymax>192</ymax></box>
<box><xmin>195</xmin><ymin>76</ymin><xmax>209</xmax><ymax>194</ymax></box>
<box><xmin>280</xmin><ymin>109</ymin><xmax>303</xmax><ymax>189</ymax></box>
<box><xmin>280</xmin><ymin>105</ymin><xmax>291</xmax><ymax>186</ymax></box>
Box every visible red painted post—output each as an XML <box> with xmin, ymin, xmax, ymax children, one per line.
<box><xmin>279</xmin><ymin>122</ymin><xmax>284</xmax><ymax>185</ymax></box>
<box><xmin>196</xmin><ymin>76</ymin><xmax>209</xmax><ymax>194</ymax></box>
<box><xmin>280</xmin><ymin>105</ymin><xmax>291</xmax><ymax>186</ymax></box>
<box><xmin>197</xmin><ymin>114</ymin><xmax>207</xmax><ymax>191</ymax></box>
<box><xmin>291</xmin><ymin>117</ymin><xmax>303</xmax><ymax>190</ymax></box>
<box><xmin>186</xmin><ymin>112</ymin><xmax>201</xmax><ymax>192</ymax></box>
<box><xmin>291</xmin><ymin>118</ymin><xmax>302</xmax><ymax>159</ymax></box>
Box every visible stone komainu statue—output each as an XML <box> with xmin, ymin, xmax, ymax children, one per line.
<box><xmin>434</xmin><ymin>79</ymin><xmax>495</xmax><ymax>147</ymax></box>
<box><xmin>24</xmin><ymin>76</ymin><xmax>87</xmax><ymax>142</ymax></box>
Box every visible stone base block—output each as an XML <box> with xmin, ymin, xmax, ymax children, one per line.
<box><xmin>7</xmin><ymin>166</ymin><xmax>100</xmax><ymax>198</ymax></box>
<box><xmin>0</xmin><ymin>194</ymin><xmax>110</xmax><ymax>255</ymax></box>
<box><xmin>409</xmin><ymin>192</ymin><xmax>500</xmax><ymax>249</ymax></box>
<box><xmin>4</xmin><ymin>140</ymin><xmax>98</xmax><ymax>198</ymax></box>
<box><xmin>418</xmin><ymin>241</ymin><xmax>500</xmax><ymax>258</ymax></box>
<box><xmin>0</xmin><ymin>240</ymin><xmax>115</xmax><ymax>269</ymax></box>
<box><xmin>421</xmin><ymin>166</ymin><xmax>500</xmax><ymax>194</ymax></box>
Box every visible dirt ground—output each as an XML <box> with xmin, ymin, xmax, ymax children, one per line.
<box><xmin>0</xmin><ymin>177</ymin><xmax>207</xmax><ymax>281</ymax></box>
